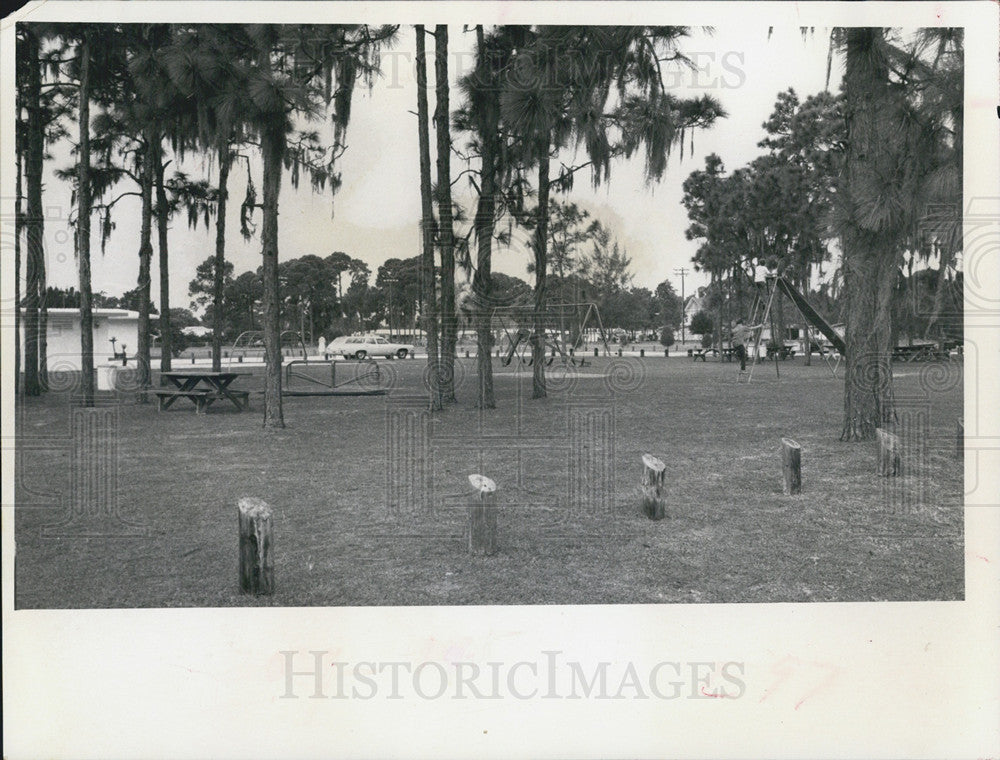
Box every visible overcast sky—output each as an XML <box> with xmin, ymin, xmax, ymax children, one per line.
<box><xmin>36</xmin><ymin>24</ymin><xmax>843</xmax><ymax>312</ymax></box>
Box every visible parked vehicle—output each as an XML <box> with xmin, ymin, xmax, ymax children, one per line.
<box><xmin>329</xmin><ymin>334</ymin><xmax>414</xmax><ymax>360</ymax></box>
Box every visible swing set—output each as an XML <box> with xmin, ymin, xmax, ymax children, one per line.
<box><xmin>492</xmin><ymin>302</ymin><xmax>613</xmax><ymax>368</ymax></box>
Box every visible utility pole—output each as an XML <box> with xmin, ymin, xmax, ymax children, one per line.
<box><xmin>674</xmin><ymin>267</ymin><xmax>688</xmax><ymax>344</ymax></box>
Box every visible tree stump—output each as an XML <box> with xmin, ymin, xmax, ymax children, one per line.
<box><xmin>238</xmin><ymin>497</ymin><xmax>274</xmax><ymax>594</ymax></box>
<box><xmin>957</xmin><ymin>418</ymin><xmax>963</xmax><ymax>457</ymax></box>
<box><xmin>640</xmin><ymin>453</ymin><xmax>667</xmax><ymax>520</ymax></box>
<box><xmin>594</xmin><ymin>348</ymin><xmax>598</xmax><ymax>357</ymax></box>
<box><xmin>876</xmin><ymin>429</ymin><xmax>901</xmax><ymax>477</ymax></box>
<box><xmin>780</xmin><ymin>437</ymin><xmax>801</xmax><ymax>495</ymax></box>
<box><xmin>468</xmin><ymin>475</ymin><xmax>498</xmax><ymax>555</ymax></box>
<box><xmin>639</xmin><ymin>348</ymin><xmax>645</xmax><ymax>357</ymax></box>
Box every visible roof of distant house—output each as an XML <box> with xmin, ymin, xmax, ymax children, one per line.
<box><xmin>20</xmin><ymin>307</ymin><xmax>139</xmax><ymax>319</ymax></box>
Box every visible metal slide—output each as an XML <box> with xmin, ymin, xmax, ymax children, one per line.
<box><xmin>775</xmin><ymin>276</ymin><xmax>846</xmax><ymax>355</ymax></box>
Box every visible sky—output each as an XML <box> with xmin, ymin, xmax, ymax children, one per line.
<box><xmin>33</xmin><ymin>24</ymin><xmax>843</xmax><ymax>314</ymax></box>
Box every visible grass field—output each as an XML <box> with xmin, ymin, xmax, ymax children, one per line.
<box><xmin>14</xmin><ymin>353</ymin><xmax>964</xmax><ymax>608</ymax></box>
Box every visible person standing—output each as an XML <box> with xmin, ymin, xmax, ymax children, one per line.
<box><xmin>731</xmin><ymin>318</ymin><xmax>761</xmax><ymax>372</ymax></box>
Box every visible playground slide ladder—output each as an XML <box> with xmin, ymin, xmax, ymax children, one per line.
<box><xmin>743</xmin><ymin>276</ymin><xmax>779</xmax><ymax>383</ymax></box>
<box><xmin>738</xmin><ymin>275</ymin><xmax>844</xmax><ymax>383</ymax></box>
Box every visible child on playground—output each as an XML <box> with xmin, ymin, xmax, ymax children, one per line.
<box><xmin>731</xmin><ymin>318</ymin><xmax>761</xmax><ymax>372</ymax></box>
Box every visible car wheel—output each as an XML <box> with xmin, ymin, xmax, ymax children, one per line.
<box><xmin>355</xmin><ymin>350</ymin><xmax>367</xmax><ymax>360</ymax></box>
<box><xmin>396</xmin><ymin>348</ymin><xmax>408</xmax><ymax>359</ymax></box>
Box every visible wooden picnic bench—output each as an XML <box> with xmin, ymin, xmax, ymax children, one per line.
<box><xmin>157</xmin><ymin>371</ymin><xmax>252</xmax><ymax>412</ymax></box>
<box><xmin>689</xmin><ymin>347</ymin><xmax>737</xmax><ymax>362</ymax></box>
<box><xmin>892</xmin><ymin>344</ymin><xmax>948</xmax><ymax>362</ymax></box>
<box><xmin>689</xmin><ymin>348</ymin><xmax>714</xmax><ymax>361</ymax></box>
<box><xmin>154</xmin><ymin>388</ymin><xmax>211</xmax><ymax>413</ymax></box>
<box><xmin>202</xmin><ymin>389</ymin><xmax>251</xmax><ymax>411</ymax></box>
<box><xmin>766</xmin><ymin>344</ymin><xmax>796</xmax><ymax>360</ymax></box>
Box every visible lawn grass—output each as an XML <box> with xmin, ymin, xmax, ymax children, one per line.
<box><xmin>14</xmin><ymin>353</ymin><xmax>964</xmax><ymax>607</ymax></box>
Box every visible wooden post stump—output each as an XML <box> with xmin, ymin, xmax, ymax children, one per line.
<box><xmin>640</xmin><ymin>454</ymin><xmax>667</xmax><ymax>520</ymax></box>
<box><xmin>640</xmin><ymin>348</ymin><xmax>645</xmax><ymax>357</ymax></box>
<box><xmin>780</xmin><ymin>438</ymin><xmax>801</xmax><ymax>495</ymax></box>
<box><xmin>957</xmin><ymin>418</ymin><xmax>963</xmax><ymax>457</ymax></box>
<box><xmin>876</xmin><ymin>428</ymin><xmax>901</xmax><ymax>477</ymax></box>
<box><xmin>594</xmin><ymin>348</ymin><xmax>599</xmax><ymax>357</ymax></box>
<box><xmin>468</xmin><ymin>475</ymin><xmax>498</xmax><ymax>556</ymax></box>
<box><xmin>238</xmin><ymin>497</ymin><xmax>274</xmax><ymax>594</ymax></box>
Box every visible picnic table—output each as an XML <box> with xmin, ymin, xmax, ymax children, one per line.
<box><xmin>688</xmin><ymin>347</ymin><xmax>714</xmax><ymax>361</ymax></box>
<box><xmin>891</xmin><ymin>344</ymin><xmax>949</xmax><ymax>362</ymax></box>
<box><xmin>155</xmin><ymin>370</ymin><xmax>252</xmax><ymax>413</ymax></box>
<box><xmin>688</xmin><ymin>347</ymin><xmax>736</xmax><ymax>362</ymax></box>
<box><xmin>766</xmin><ymin>344</ymin><xmax>796</xmax><ymax>360</ymax></box>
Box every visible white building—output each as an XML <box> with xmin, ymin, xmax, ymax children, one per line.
<box><xmin>682</xmin><ymin>295</ymin><xmax>705</xmax><ymax>333</ymax></box>
<box><xmin>19</xmin><ymin>308</ymin><xmax>140</xmax><ymax>372</ymax></box>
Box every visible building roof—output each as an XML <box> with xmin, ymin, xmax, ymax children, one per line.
<box><xmin>21</xmin><ymin>307</ymin><xmax>139</xmax><ymax>319</ymax></box>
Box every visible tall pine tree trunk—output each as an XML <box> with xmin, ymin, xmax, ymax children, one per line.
<box><xmin>76</xmin><ymin>31</ymin><xmax>95</xmax><ymax>406</ymax></box>
<box><xmin>23</xmin><ymin>28</ymin><xmax>42</xmax><ymax>397</ymax></box>
<box><xmin>723</xmin><ymin>270</ymin><xmax>731</xmax><ymax>347</ymax></box>
<box><xmin>415</xmin><ymin>25</ymin><xmax>441</xmax><ymax>410</ymax></box>
<box><xmin>840</xmin><ymin>28</ymin><xmax>896</xmax><ymax>441</ymax></box>
<box><xmin>38</xmin><ymin>254</ymin><xmax>48</xmax><ymax>385</ymax></box>
<box><xmin>905</xmin><ymin>254</ymin><xmax>915</xmax><ymax>346</ymax></box>
<box><xmin>712</xmin><ymin>270</ymin><xmax>723</xmax><ymax>350</ymax></box>
<box><xmin>532</xmin><ymin>145</ymin><xmax>550</xmax><ymax>400</ymax></box>
<box><xmin>473</xmin><ymin>24</ymin><xmax>497</xmax><ymax>410</ymax></box>
<box><xmin>212</xmin><ymin>143</ymin><xmax>231</xmax><ymax>372</ymax></box>
<box><xmin>261</xmin><ymin>120</ymin><xmax>285</xmax><ymax>428</ymax></box>
<box><xmin>136</xmin><ymin>134</ymin><xmax>155</xmax><ymax>400</ymax></box>
<box><xmin>154</xmin><ymin>146</ymin><xmax>172</xmax><ymax>371</ymax></box>
<box><xmin>734</xmin><ymin>264</ymin><xmax>744</xmax><ymax>330</ymax></box>
<box><xmin>15</xmin><ymin>144</ymin><xmax>23</xmax><ymax>396</ymax></box>
<box><xmin>434</xmin><ymin>25</ymin><xmax>456</xmax><ymax>403</ymax></box>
